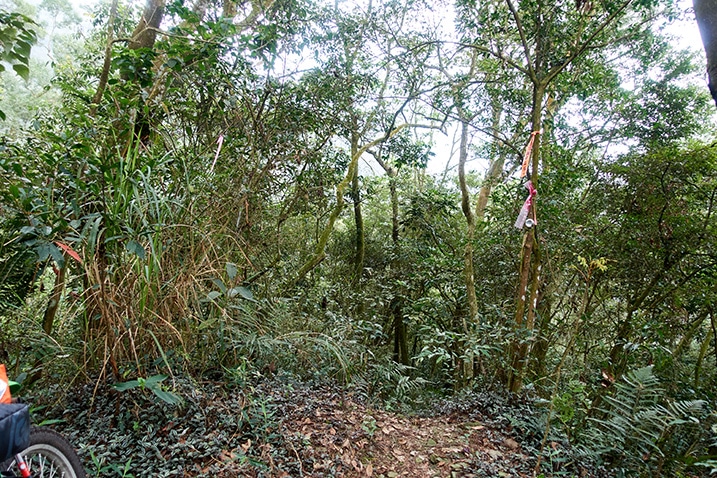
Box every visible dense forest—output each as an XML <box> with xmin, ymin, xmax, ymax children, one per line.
<box><xmin>1</xmin><ymin>0</ymin><xmax>717</xmax><ymax>475</ymax></box>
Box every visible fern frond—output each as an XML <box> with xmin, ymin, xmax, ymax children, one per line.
<box><xmin>580</xmin><ymin>366</ymin><xmax>706</xmax><ymax>475</ymax></box>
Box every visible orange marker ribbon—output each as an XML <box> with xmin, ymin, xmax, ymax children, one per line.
<box><xmin>520</xmin><ymin>131</ymin><xmax>540</xmax><ymax>178</ymax></box>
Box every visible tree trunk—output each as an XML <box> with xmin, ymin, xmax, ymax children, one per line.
<box><xmin>507</xmin><ymin>82</ymin><xmax>544</xmax><ymax>394</ymax></box>
<box><xmin>293</xmin><ymin>125</ymin><xmax>409</xmax><ymax>286</ymax></box>
<box><xmin>351</xmin><ymin>133</ymin><xmax>365</xmax><ymax>282</ymax></box>
<box><xmin>390</xmin><ymin>171</ymin><xmax>399</xmax><ymax>244</ymax></box>
<box><xmin>458</xmin><ymin>120</ymin><xmax>479</xmax><ymax>327</ymax></box>
<box><xmin>457</xmin><ymin>119</ymin><xmax>478</xmax><ymax>382</ymax></box>
<box><xmin>392</xmin><ymin>298</ymin><xmax>409</xmax><ymax>365</ymax></box>
<box><xmin>129</xmin><ymin>0</ymin><xmax>166</xmax><ymax>50</ymax></box>
<box><xmin>528</xmin><ymin>291</ymin><xmax>553</xmax><ymax>388</ymax></box>
<box><xmin>607</xmin><ymin>264</ymin><xmax>673</xmax><ymax>378</ymax></box>
<box><xmin>672</xmin><ymin>311</ymin><xmax>710</xmax><ymax>360</ymax></box>
<box><xmin>125</xmin><ymin>0</ymin><xmax>166</xmax><ymax>145</ymax></box>
<box><xmin>695</xmin><ymin>0</ymin><xmax>717</xmax><ymax>107</ymax></box>
<box><xmin>694</xmin><ymin>328</ymin><xmax>712</xmax><ymax>388</ymax></box>
<box><xmin>476</xmin><ymin>95</ymin><xmax>507</xmax><ymax>221</ymax></box>
<box><xmin>710</xmin><ymin>310</ymin><xmax>717</xmax><ymax>369</ymax></box>
<box><xmin>90</xmin><ymin>0</ymin><xmax>118</xmax><ymax>116</ymax></box>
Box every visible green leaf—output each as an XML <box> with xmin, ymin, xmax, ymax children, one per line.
<box><xmin>36</xmin><ymin>243</ymin><xmax>51</xmax><ymax>261</ymax></box>
<box><xmin>228</xmin><ymin>286</ymin><xmax>253</xmax><ymax>300</ymax></box>
<box><xmin>126</xmin><ymin>240</ymin><xmax>146</xmax><ymax>259</ymax></box>
<box><xmin>226</xmin><ymin>262</ymin><xmax>238</xmax><ymax>280</ymax></box>
<box><xmin>112</xmin><ymin>380</ymin><xmax>141</xmax><ymax>391</ymax></box>
<box><xmin>13</xmin><ymin>39</ymin><xmax>31</xmax><ymax>58</ymax></box>
<box><xmin>0</xmin><ymin>109</ymin><xmax>5</xmax><ymax>121</ymax></box>
<box><xmin>12</xmin><ymin>63</ymin><xmax>29</xmax><ymax>80</ymax></box>
<box><xmin>207</xmin><ymin>290</ymin><xmax>222</xmax><ymax>300</ymax></box>
<box><xmin>211</xmin><ymin>277</ymin><xmax>227</xmax><ymax>293</ymax></box>
<box><xmin>37</xmin><ymin>418</ymin><xmax>66</xmax><ymax>426</ymax></box>
<box><xmin>49</xmin><ymin>243</ymin><xmax>65</xmax><ymax>268</ymax></box>
<box><xmin>151</xmin><ymin>388</ymin><xmax>183</xmax><ymax>405</ymax></box>
<box><xmin>143</xmin><ymin>374</ymin><xmax>168</xmax><ymax>387</ymax></box>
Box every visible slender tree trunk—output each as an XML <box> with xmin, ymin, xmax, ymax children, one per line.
<box><xmin>607</xmin><ymin>264</ymin><xmax>673</xmax><ymax>377</ymax></box>
<box><xmin>710</xmin><ymin>310</ymin><xmax>717</xmax><ymax>369</ymax></box>
<box><xmin>351</xmin><ymin>133</ymin><xmax>365</xmax><ymax>282</ymax></box>
<box><xmin>535</xmin><ymin>263</ymin><xmax>592</xmax><ymax>473</ymax></box>
<box><xmin>373</xmin><ymin>152</ymin><xmax>406</xmax><ymax>366</ymax></box>
<box><xmin>529</xmin><ymin>292</ymin><xmax>553</xmax><ymax>387</ymax></box>
<box><xmin>90</xmin><ymin>0</ymin><xmax>118</xmax><ymax>116</ymax></box>
<box><xmin>476</xmin><ymin>96</ymin><xmax>505</xmax><ymax>221</ymax></box>
<box><xmin>508</xmin><ymin>82</ymin><xmax>544</xmax><ymax>393</ymax></box>
<box><xmin>390</xmin><ymin>171</ymin><xmax>399</xmax><ymax>244</ymax></box>
<box><xmin>694</xmin><ymin>329</ymin><xmax>712</xmax><ymax>388</ymax></box>
<box><xmin>293</xmin><ymin>125</ymin><xmax>409</xmax><ymax>285</ymax></box>
<box><xmin>672</xmin><ymin>311</ymin><xmax>710</xmax><ymax>360</ymax></box>
<box><xmin>392</xmin><ymin>298</ymin><xmax>409</xmax><ymax>365</ymax></box>
<box><xmin>457</xmin><ymin>119</ymin><xmax>478</xmax><ymax>382</ymax></box>
<box><xmin>458</xmin><ymin>120</ymin><xmax>479</xmax><ymax>327</ymax></box>
<box><xmin>475</xmin><ymin>155</ymin><xmax>505</xmax><ymax>221</ymax></box>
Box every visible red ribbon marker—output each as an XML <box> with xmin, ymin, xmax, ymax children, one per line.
<box><xmin>514</xmin><ymin>180</ymin><xmax>537</xmax><ymax>229</ymax></box>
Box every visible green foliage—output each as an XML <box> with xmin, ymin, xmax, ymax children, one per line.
<box><xmin>0</xmin><ymin>9</ymin><xmax>37</xmax><ymax>119</ymax></box>
<box><xmin>351</xmin><ymin>359</ymin><xmax>429</xmax><ymax>408</ymax></box>
<box><xmin>0</xmin><ymin>10</ymin><xmax>36</xmax><ymax>80</ymax></box>
<box><xmin>579</xmin><ymin>366</ymin><xmax>708</xmax><ymax>476</ymax></box>
<box><xmin>0</xmin><ymin>4</ymin><xmax>716</xmax><ymax>477</ymax></box>
<box><xmin>112</xmin><ymin>374</ymin><xmax>184</xmax><ymax>405</ymax></box>
<box><xmin>0</xmin><ymin>214</ymin><xmax>36</xmax><ymax>311</ymax></box>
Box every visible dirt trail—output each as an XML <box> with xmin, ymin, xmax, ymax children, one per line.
<box><xmin>49</xmin><ymin>379</ymin><xmax>550</xmax><ymax>477</ymax></box>
<box><xmin>270</xmin><ymin>386</ymin><xmax>535</xmax><ymax>477</ymax></box>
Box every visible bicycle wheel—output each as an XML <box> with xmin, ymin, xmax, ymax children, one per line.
<box><xmin>1</xmin><ymin>426</ymin><xmax>86</xmax><ymax>478</ymax></box>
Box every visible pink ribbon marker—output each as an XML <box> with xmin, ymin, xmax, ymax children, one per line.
<box><xmin>514</xmin><ymin>180</ymin><xmax>537</xmax><ymax>229</ymax></box>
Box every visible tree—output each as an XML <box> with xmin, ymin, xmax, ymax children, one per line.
<box><xmin>456</xmin><ymin>0</ymin><xmax>682</xmax><ymax>392</ymax></box>
<box><xmin>293</xmin><ymin>0</ymin><xmax>443</xmax><ymax>286</ymax></box>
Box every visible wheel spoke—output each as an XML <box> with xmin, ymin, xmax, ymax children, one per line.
<box><xmin>4</xmin><ymin>428</ymin><xmax>83</xmax><ymax>478</ymax></box>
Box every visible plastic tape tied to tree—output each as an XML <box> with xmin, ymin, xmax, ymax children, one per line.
<box><xmin>520</xmin><ymin>131</ymin><xmax>540</xmax><ymax>178</ymax></box>
<box><xmin>514</xmin><ymin>181</ymin><xmax>537</xmax><ymax>230</ymax></box>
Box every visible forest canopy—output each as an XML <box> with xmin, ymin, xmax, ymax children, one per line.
<box><xmin>1</xmin><ymin>0</ymin><xmax>717</xmax><ymax>475</ymax></box>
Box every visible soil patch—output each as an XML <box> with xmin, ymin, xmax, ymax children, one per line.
<box><xmin>37</xmin><ymin>378</ymin><xmax>586</xmax><ymax>477</ymax></box>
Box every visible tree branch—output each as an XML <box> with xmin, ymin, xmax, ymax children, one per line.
<box><xmin>90</xmin><ymin>0</ymin><xmax>118</xmax><ymax>116</ymax></box>
<box><xmin>505</xmin><ymin>0</ymin><xmax>536</xmax><ymax>81</ymax></box>
<box><xmin>545</xmin><ymin>0</ymin><xmax>633</xmax><ymax>85</ymax></box>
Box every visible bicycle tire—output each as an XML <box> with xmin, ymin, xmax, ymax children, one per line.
<box><xmin>1</xmin><ymin>426</ymin><xmax>86</xmax><ymax>478</ymax></box>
